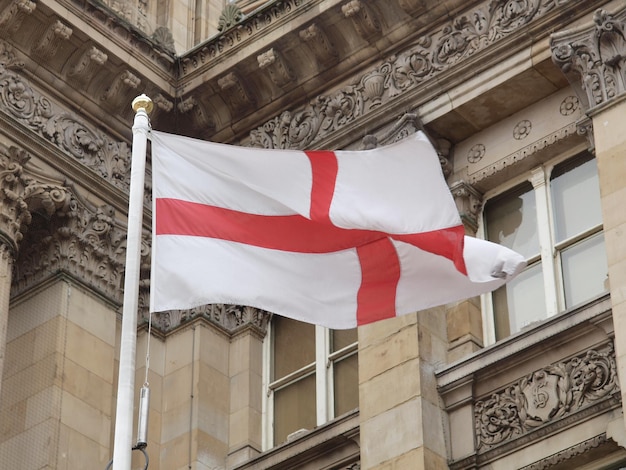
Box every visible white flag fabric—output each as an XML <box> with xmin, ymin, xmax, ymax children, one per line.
<box><xmin>150</xmin><ymin>130</ymin><xmax>525</xmax><ymax>329</ymax></box>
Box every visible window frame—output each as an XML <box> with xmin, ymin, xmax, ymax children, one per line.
<box><xmin>480</xmin><ymin>147</ymin><xmax>605</xmax><ymax>345</ymax></box>
<box><xmin>262</xmin><ymin>321</ymin><xmax>358</xmax><ymax>450</ymax></box>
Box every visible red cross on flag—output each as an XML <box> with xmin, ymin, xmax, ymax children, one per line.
<box><xmin>149</xmin><ymin>130</ymin><xmax>525</xmax><ymax>329</ymax></box>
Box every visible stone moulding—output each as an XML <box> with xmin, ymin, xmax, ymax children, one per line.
<box><xmin>180</xmin><ymin>0</ymin><xmax>304</xmax><ymax>75</ymax></box>
<box><xmin>473</xmin><ymin>342</ymin><xmax>619</xmax><ymax>452</ymax></box>
<box><xmin>518</xmin><ymin>433</ymin><xmax>609</xmax><ymax>470</ymax></box>
<box><xmin>246</xmin><ymin>0</ymin><xmax>583</xmax><ymax>150</ymax></box>
<box><xmin>468</xmin><ymin>122</ymin><xmax>579</xmax><ymax>187</ymax></box>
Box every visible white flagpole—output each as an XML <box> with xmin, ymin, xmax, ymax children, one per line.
<box><xmin>112</xmin><ymin>95</ymin><xmax>153</xmax><ymax>470</ymax></box>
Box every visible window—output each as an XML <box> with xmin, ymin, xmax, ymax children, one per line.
<box><xmin>263</xmin><ymin>317</ymin><xmax>358</xmax><ymax>448</ymax></box>
<box><xmin>483</xmin><ymin>152</ymin><xmax>608</xmax><ymax>341</ymax></box>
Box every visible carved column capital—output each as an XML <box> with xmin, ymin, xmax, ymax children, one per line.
<box><xmin>0</xmin><ymin>144</ymin><xmax>32</xmax><ymax>254</ymax></box>
<box><xmin>551</xmin><ymin>7</ymin><xmax>626</xmax><ymax>114</ymax></box>
<box><xmin>450</xmin><ymin>180</ymin><xmax>483</xmax><ymax>235</ymax></box>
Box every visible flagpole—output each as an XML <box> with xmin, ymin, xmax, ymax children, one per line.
<box><xmin>112</xmin><ymin>94</ymin><xmax>153</xmax><ymax>470</ymax></box>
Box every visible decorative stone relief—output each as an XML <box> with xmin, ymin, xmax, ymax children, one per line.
<box><xmin>341</xmin><ymin>0</ymin><xmax>381</xmax><ymax>41</ymax></box>
<box><xmin>181</xmin><ymin>0</ymin><xmax>303</xmax><ymax>74</ymax></box>
<box><xmin>249</xmin><ymin>0</ymin><xmax>569</xmax><ymax>149</ymax></box>
<box><xmin>13</xmin><ymin>193</ymin><xmax>127</xmax><ymax>304</ymax></box>
<box><xmin>298</xmin><ymin>24</ymin><xmax>338</xmax><ymax>68</ymax></box>
<box><xmin>218</xmin><ymin>71</ymin><xmax>255</xmax><ymax>112</ymax></box>
<box><xmin>68</xmin><ymin>45</ymin><xmax>108</xmax><ymax>84</ymax></box>
<box><xmin>148</xmin><ymin>303</ymin><xmax>271</xmax><ymax>337</ymax></box>
<box><xmin>218</xmin><ymin>3</ymin><xmax>244</xmax><ymax>32</ymax></box>
<box><xmin>101</xmin><ymin>70</ymin><xmax>141</xmax><ymax>109</ymax></box>
<box><xmin>0</xmin><ymin>0</ymin><xmax>36</xmax><ymax>36</ymax></box>
<box><xmin>450</xmin><ymin>181</ymin><xmax>482</xmax><ymax>234</ymax></box>
<box><xmin>0</xmin><ymin>145</ymin><xmax>33</xmax><ymax>253</ymax></box>
<box><xmin>513</xmin><ymin>120</ymin><xmax>532</xmax><ymax>140</ymax></box>
<box><xmin>258</xmin><ymin>48</ymin><xmax>295</xmax><ymax>88</ymax></box>
<box><xmin>474</xmin><ymin>343</ymin><xmax>619</xmax><ymax>451</ymax></box>
<box><xmin>33</xmin><ymin>20</ymin><xmax>73</xmax><ymax>58</ymax></box>
<box><xmin>177</xmin><ymin>95</ymin><xmax>215</xmax><ymax>131</ymax></box>
<box><xmin>467</xmin><ymin>143</ymin><xmax>486</xmax><ymax>164</ymax></box>
<box><xmin>551</xmin><ymin>7</ymin><xmax>626</xmax><ymax>112</ymax></box>
<box><xmin>0</xmin><ymin>41</ymin><xmax>131</xmax><ymax>191</ymax></box>
<box><xmin>151</xmin><ymin>26</ymin><xmax>176</xmax><ymax>54</ymax></box>
<box><xmin>559</xmin><ymin>95</ymin><xmax>579</xmax><ymax>116</ymax></box>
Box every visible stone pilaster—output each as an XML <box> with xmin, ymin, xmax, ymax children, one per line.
<box><xmin>551</xmin><ymin>3</ymin><xmax>626</xmax><ymax>438</ymax></box>
<box><xmin>358</xmin><ymin>310</ymin><xmax>448</xmax><ymax>469</ymax></box>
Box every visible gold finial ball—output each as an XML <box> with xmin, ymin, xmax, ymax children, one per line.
<box><xmin>132</xmin><ymin>94</ymin><xmax>154</xmax><ymax>114</ymax></box>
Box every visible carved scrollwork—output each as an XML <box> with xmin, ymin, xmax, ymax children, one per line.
<box><xmin>0</xmin><ymin>0</ymin><xmax>36</xmax><ymax>36</ymax></box>
<box><xmin>474</xmin><ymin>343</ymin><xmax>619</xmax><ymax>451</ymax></box>
<box><xmin>551</xmin><ymin>8</ymin><xmax>626</xmax><ymax>112</ymax></box>
<box><xmin>250</xmin><ymin>0</ymin><xmax>564</xmax><ymax>149</ymax></box>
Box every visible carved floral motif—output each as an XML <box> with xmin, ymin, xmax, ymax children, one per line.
<box><xmin>249</xmin><ymin>0</ymin><xmax>567</xmax><ymax>149</ymax></box>
<box><xmin>474</xmin><ymin>344</ymin><xmax>619</xmax><ymax>451</ymax></box>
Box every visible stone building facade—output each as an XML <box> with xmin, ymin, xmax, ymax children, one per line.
<box><xmin>1</xmin><ymin>0</ymin><xmax>626</xmax><ymax>469</ymax></box>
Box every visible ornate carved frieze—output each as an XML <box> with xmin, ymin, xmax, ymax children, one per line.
<box><xmin>67</xmin><ymin>45</ymin><xmax>109</xmax><ymax>84</ymax></box>
<box><xmin>218</xmin><ymin>72</ymin><xmax>255</xmax><ymax>112</ymax></box>
<box><xmin>518</xmin><ymin>434</ymin><xmax>609</xmax><ymax>470</ymax></box>
<box><xmin>257</xmin><ymin>48</ymin><xmax>295</xmax><ymax>88</ymax></box>
<box><xmin>551</xmin><ymin>7</ymin><xmax>626</xmax><ymax>113</ymax></box>
<box><xmin>0</xmin><ymin>42</ymin><xmax>131</xmax><ymax>191</ymax></box>
<box><xmin>341</xmin><ymin>0</ymin><xmax>381</xmax><ymax>41</ymax></box>
<box><xmin>299</xmin><ymin>23</ymin><xmax>337</xmax><ymax>69</ymax></box>
<box><xmin>0</xmin><ymin>0</ymin><xmax>36</xmax><ymax>37</ymax></box>
<box><xmin>33</xmin><ymin>20</ymin><xmax>73</xmax><ymax>59</ymax></box>
<box><xmin>147</xmin><ymin>303</ymin><xmax>271</xmax><ymax>337</ymax></box>
<box><xmin>474</xmin><ymin>343</ymin><xmax>620</xmax><ymax>452</ymax></box>
<box><xmin>248</xmin><ymin>0</ymin><xmax>573</xmax><ymax>150</ymax></box>
<box><xmin>180</xmin><ymin>0</ymin><xmax>303</xmax><ymax>75</ymax></box>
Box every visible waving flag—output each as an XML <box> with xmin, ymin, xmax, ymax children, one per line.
<box><xmin>150</xmin><ymin>130</ymin><xmax>525</xmax><ymax>329</ymax></box>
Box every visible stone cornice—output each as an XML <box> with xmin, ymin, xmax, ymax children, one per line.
<box><xmin>242</xmin><ymin>0</ymin><xmax>602</xmax><ymax>151</ymax></box>
<box><xmin>551</xmin><ymin>5</ymin><xmax>626</xmax><ymax>115</ymax></box>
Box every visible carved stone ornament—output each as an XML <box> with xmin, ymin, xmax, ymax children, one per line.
<box><xmin>341</xmin><ymin>0</ymin><xmax>381</xmax><ymax>41</ymax></box>
<box><xmin>551</xmin><ymin>7</ymin><xmax>626</xmax><ymax>113</ymax></box>
<box><xmin>474</xmin><ymin>343</ymin><xmax>619</xmax><ymax>452</ymax></box>
<box><xmin>13</xmin><ymin>192</ymin><xmax>127</xmax><ymax>304</ymax></box>
<box><xmin>101</xmin><ymin>70</ymin><xmax>141</xmax><ymax>108</ymax></box>
<box><xmin>450</xmin><ymin>181</ymin><xmax>483</xmax><ymax>234</ymax></box>
<box><xmin>146</xmin><ymin>303</ymin><xmax>271</xmax><ymax>337</ymax></box>
<box><xmin>518</xmin><ymin>433</ymin><xmax>608</xmax><ymax>470</ymax></box>
<box><xmin>298</xmin><ymin>24</ymin><xmax>338</xmax><ymax>68</ymax></box>
<box><xmin>257</xmin><ymin>48</ymin><xmax>295</xmax><ymax>88</ymax></box>
<box><xmin>0</xmin><ymin>40</ymin><xmax>131</xmax><ymax>191</ymax></box>
<box><xmin>0</xmin><ymin>0</ymin><xmax>36</xmax><ymax>36</ymax></box>
<box><xmin>248</xmin><ymin>0</ymin><xmax>569</xmax><ymax>150</ymax></box>
<box><xmin>218</xmin><ymin>3</ymin><xmax>244</xmax><ymax>32</ymax></box>
<box><xmin>151</xmin><ymin>26</ymin><xmax>176</xmax><ymax>54</ymax></box>
<box><xmin>68</xmin><ymin>45</ymin><xmax>109</xmax><ymax>84</ymax></box>
<box><xmin>33</xmin><ymin>19</ymin><xmax>73</xmax><ymax>59</ymax></box>
<box><xmin>218</xmin><ymin>71</ymin><xmax>255</xmax><ymax>111</ymax></box>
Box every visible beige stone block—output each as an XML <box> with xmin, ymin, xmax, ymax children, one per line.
<box><xmin>33</xmin><ymin>316</ymin><xmax>64</xmax><ymax>366</ymax></box>
<box><xmin>136</xmin><ymin>329</ymin><xmax>166</xmax><ymax>376</ymax></box>
<box><xmin>229</xmin><ymin>331</ymin><xmax>263</xmax><ymax>376</ymax></box>
<box><xmin>607</xmin><ymin>259</ymin><xmax>626</xmax><ymax>306</ymax></box>
<box><xmin>197</xmin><ymin>364</ymin><xmax>230</xmax><ymax>440</ymax></box>
<box><xmin>163</xmin><ymin>363</ymin><xmax>193</xmax><ymax>412</ymax></box>
<box><xmin>25</xmin><ymin>386</ymin><xmax>62</xmax><ymax>430</ymax></box>
<box><xmin>359</xmin><ymin>358</ymin><xmax>420</xmax><ymax>422</ymax></box>
<box><xmin>197</xmin><ymin>429</ymin><xmax>229</xmax><ymax>468</ymax></box>
<box><xmin>599</xmin><ymin>185</ymin><xmax>626</xmax><ymax>234</ymax></box>
<box><xmin>66</xmin><ymin>286</ymin><xmax>117</xmax><ymax>346</ymax></box>
<box><xmin>360</xmin><ymin>398</ymin><xmax>422</xmax><ymax>468</ymax></box>
<box><xmin>359</xmin><ymin>313</ymin><xmax>417</xmax><ymax>347</ymax></box>
<box><xmin>420</xmin><ymin>398</ymin><xmax>446</xmax><ymax>456</ymax></box>
<box><xmin>60</xmin><ymin>390</ymin><xmax>111</xmax><ymax>446</ymax></box>
<box><xmin>0</xmin><ymin>399</ymin><xmax>26</xmax><ymax>442</ymax></box>
<box><xmin>160</xmin><ymin>430</ymin><xmax>194</xmax><ymax>470</ymax></box>
<box><xmin>8</xmin><ymin>282</ymin><xmax>65</xmax><ymax>342</ymax></box>
<box><xmin>2</xmin><ymin>352</ymin><xmax>62</xmax><ymax>408</ymax></box>
<box><xmin>228</xmin><ymin>407</ymin><xmax>262</xmax><ymax>450</ymax></box>
<box><xmin>416</xmin><ymin>306</ymin><xmax>447</xmax><ymax>339</ymax></box>
<box><xmin>358</xmin><ymin>323</ymin><xmax>419</xmax><ymax>384</ymax></box>
<box><xmin>65</xmin><ymin>424</ymin><xmax>110</xmax><ymax>469</ymax></box>
<box><xmin>230</xmin><ymin>370</ymin><xmax>262</xmax><ymax>413</ymax></box>
<box><xmin>446</xmin><ymin>299</ymin><xmax>482</xmax><ymax>343</ymax></box>
<box><xmin>0</xmin><ymin>418</ymin><xmax>58</xmax><ymax>469</ymax></box>
<box><xmin>64</xmin><ymin>321</ymin><xmax>114</xmax><ymax>383</ymax></box>
<box><xmin>198</xmin><ymin>325</ymin><xmax>230</xmax><ymax>376</ymax></box>
<box><xmin>161</xmin><ymin>402</ymin><xmax>193</xmax><ymax>443</ymax></box>
<box><xmin>62</xmin><ymin>358</ymin><xmax>113</xmax><ymax>413</ymax></box>
<box><xmin>164</xmin><ymin>328</ymin><xmax>195</xmax><ymax>375</ymax></box>
<box><xmin>4</xmin><ymin>327</ymin><xmax>35</xmax><ymax>379</ymax></box>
